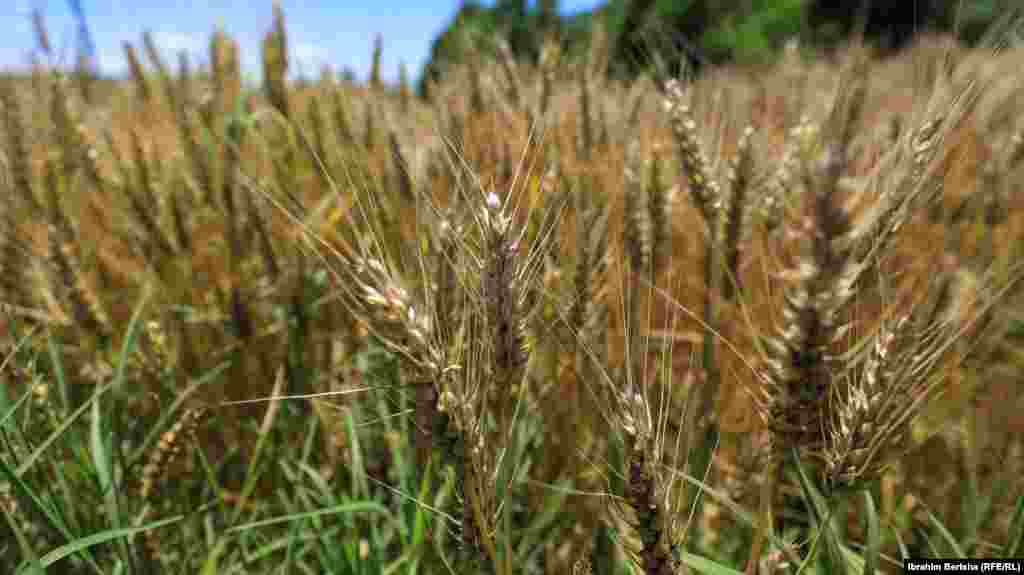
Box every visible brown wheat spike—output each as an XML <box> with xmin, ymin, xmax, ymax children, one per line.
<box><xmin>824</xmin><ymin>296</ymin><xmax>955</xmax><ymax>489</ymax></box>
<box><xmin>49</xmin><ymin>72</ymin><xmax>112</xmax><ymax>203</ymax></box>
<box><xmin>625</xmin><ymin>439</ymin><xmax>676</xmax><ymax>575</ymax></box>
<box><xmin>623</xmin><ymin>139</ymin><xmax>651</xmax><ymax>275</ymax></box>
<box><xmin>846</xmin><ymin>110</ymin><xmax>956</xmax><ymax>288</ymax></box>
<box><xmin>341</xmin><ymin>250</ymin><xmax>458</xmax><ymax>471</ymax></box>
<box><xmin>128</xmin><ymin>129</ymin><xmax>176</xmax><ymax>258</ymax></box>
<box><xmin>142</xmin><ymin>318</ymin><xmax>174</xmax><ymax>376</ymax></box>
<box><xmin>220</xmin><ymin>96</ymin><xmax>242</xmax><ymax>280</ymax></box>
<box><xmin>141</xmin><ymin>32</ymin><xmax>212</xmax><ymax>202</ymax></box>
<box><xmin>493</xmin><ymin>37</ymin><xmax>521</xmax><ymax>112</ymax></box>
<box><xmin>467</xmin><ymin>47</ymin><xmax>485</xmax><ymax>117</ymax></box>
<box><xmin>1007</xmin><ymin>127</ymin><xmax>1024</xmax><ymax>169</ymax></box>
<box><xmin>49</xmin><ymin>75</ymin><xmax>83</xmax><ymax>182</ymax></box>
<box><xmin>262</xmin><ymin>2</ymin><xmax>290</xmax><ymax>120</ymax></box>
<box><xmin>140</xmin><ymin>32</ymin><xmax>172</xmax><ymax>100</ymax></box>
<box><xmin>569</xmin><ymin>187</ymin><xmax>609</xmax><ymax>345</ymax></box>
<box><xmin>347</xmin><ymin>256</ymin><xmax>440</xmax><ymax>374</ymax></box>
<box><xmin>122</xmin><ymin>42</ymin><xmax>153</xmax><ymax>104</ymax></box>
<box><xmin>209</xmin><ymin>27</ymin><xmax>239</xmax><ymax>120</ymax></box>
<box><xmin>398</xmin><ymin>61</ymin><xmax>412</xmax><ymax>115</ymax></box>
<box><xmin>722</xmin><ymin>125</ymin><xmax>756</xmax><ymax>302</ymax></box>
<box><xmin>339</xmin><ymin>239</ymin><xmax>480</xmax><ymax>564</ymax></box>
<box><xmin>306</xmin><ymin>94</ymin><xmax>332</xmax><ymax>189</ymax></box>
<box><xmin>72</xmin><ymin>115</ymin><xmax>109</xmax><ymax>197</ymax></box>
<box><xmin>389</xmin><ymin>130</ymin><xmax>415</xmax><ymax>202</ymax></box>
<box><xmin>823</xmin><ymin>314</ymin><xmax>906</xmax><ymax>488</ymax></box>
<box><xmin>0</xmin><ymin>211</ymin><xmax>33</xmax><ymax>312</ymax></box>
<box><xmin>703</xmin><ymin>429</ymin><xmax>772</xmax><ymax>546</ymax></box>
<box><xmin>646</xmin><ymin>147</ymin><xmax>671</xmax><ymax>279</ymax></box>
<box><xmin>370</xmin><ymin>34</ymin><xmax>384</xmax><ymax>91</ymax></box>
<box><xmin>759</xmin><ymin>53</ymin><xmax>867</xmax><ymax>461</ymax></box>
<box><xmin>538</xmin><ymin>35</ymin><xmax>560</xmax><ymax>119</ymax></box>
<box><xmin>245</xmin><ymin>186</ymin><xmax>281</xmax><ymax>280</ymax></box>
<box><xmin>0</xmin><ymin>79</ymin><xmax>42</xmax><ymax>214</ymax></box>
<box><xmin>137</xmin><ymin>406</ymin><xmax>207</xmax><ymax>563</ymax></box>
<box><xmin>364</xmin><ymin>99</ymin><xmax>378</xmax><ymax>151</ymax></box>
<box><xmin>758</xmin><ymin>116</ymin><xmax>817</xmax><ymax>232</ymax></box>
<box><xmin>621</xmin><ymin>138</ymin><xmax>652</xmax><ymax>442</ymax></box>
<box><xmin>579</xmin><ymin>66</ymin><xmax>594</xmax><ymax>160</ymax></box>
<box><xmin>0</xmin><ymin>83</ymin><xmax>36</xmax><ymax>309</ymax></box>
<box><xmin>169</xmin><ymin>175</ymin><xmax>192</xmax><ymax>254</ymax></box>
<box><xmin>434</xmin><ymin>212</ymin><xmax>462</xmax><ymax>345</ymax></box>
<box><xmin>825</xmin><ymin>255</ymin><xmax>1006</xmax><ymax>490</ymax></box>
<box><xmin>331</xmin><ymin>86</ymin><xmax>355</xmax><ymax>146</ymax></box>
<box><xmin>604</xmin><ymin>355</ymin><xmax>679</xmax><ymax>575</ymax></box>
<box><xmin>663</xmin><ymin>78</ymin><xmax>721</xmax><ymax>229</ymax></box>
<box><xmin>47</xmin><ymin>222</ymin><xmax>110</xmax><ymax>341</ymax></box>
<box><xmin>480</xmin><ymin>189</ymin><xmax>526</xmax><ymax>431</ymax></box>
<box><xmin>177</xmin><ymin>52</ymin><xmax>215</xmax><ymax>203</ymax></box>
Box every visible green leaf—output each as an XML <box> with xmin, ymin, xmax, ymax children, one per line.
<box><xmin>89</xmin><ymin>400</ymin><xmax>111</xmax><ymax>497</ymax></box>
<box><xmin>226</xmin><ymin>501</ymin><xmax>389</xmax><ymax>534</ymax></box>
<box><xmin>791</xmin><ymin>452</ymin><xmax>845</xmax><ymax>575</ymax></box>
<box><xmin>37</xmin><ymin>515</ymin><xmax>184</xmax><ymax>567</ymax></box>
<box><xmin>925</xmin><ymin>508</ymin><xmax>966</xmax><ymax>558</ymax></box>
<box><xmin>2</xmin><ymin>500</ymin><xmax>44</xmax><ymax>574</ymax></box>
<box><xmin>675</xmin><ymin>549</ymin><xmax>745</xmax><ymax>575</ymax></box>
<box><xmin>862</xmin><ymin>491</ymin><xmax>880</xmax><ymax>575</ymax></box>
<box><xmin>1004</xmin><ymin>495</ymin><xmax>1024</xmax><ymax>558</ymax></box>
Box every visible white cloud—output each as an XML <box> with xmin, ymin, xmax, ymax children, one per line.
<box><xmin>95</xmin><ymin>45</ymin><xmax>129</xmax><ymax>77</ymax></box>
<box><xmin>153</xmin><ymin>32</ymin><xmax>204</xmax><ymax>58</ymax></box>
<box><xmin>292</xmin><ymin>41</ymin><xmax>329</xmax><ymax>75</ymax></box>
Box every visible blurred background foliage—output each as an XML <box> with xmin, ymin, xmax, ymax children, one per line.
<box><xmin>420</xmin><ymin>0</ymin><xmax>1017</xmax><ymax>95</ymax></box>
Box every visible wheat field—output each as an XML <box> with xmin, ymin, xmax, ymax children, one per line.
<box><xmin>1</xmin><ymin>7</ymin><xmax>1024</xmax><ymax>575</ymax></box>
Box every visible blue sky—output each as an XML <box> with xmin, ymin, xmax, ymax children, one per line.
<box><xmin>2</xmin><ymin>1</ymin><xmax>603</xmax><ymax>84</ymax></box>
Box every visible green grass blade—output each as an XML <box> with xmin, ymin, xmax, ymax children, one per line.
<box><xmin>791</xmin><ymin>454</ymin><xmax>844</xmax><ymax>575</ymax></box>
<box><xmin>1003</xmin><ymin>494</ymin><xmax>1024</xmax><ymax>558</ymax></box>
<box><xmin>46</xmin><ymin>336</ymin><xmax>69</xmax><ymax>415</ymax></box>
<box><xmin>925</xmin><ymin>508</ymin><xmax>967</xmax><ymax>558</ymax></box>
<box><xmin>676</xmin><ymin>548</ymin><xmax>745</xmax><ymax>575</ymax></box>
<box><xmin>226</xmin><ymin>501</ymin><xmax>390</xmax><ymax>534</ymax></box>
<box><xmin>0</xmin><ymin>388</ymin><xmax>32</xmax><ymax>430</ymax></box>
<box><xmin>229</xmin><ymin>364</ymin><xmax>285</xmax><ymax>527</ymax></box>
<box><xmin>89</xmin><ymin>399</ymin><xmax>112</xmax><ymax>498</ymax></box>
<box><xmin>2</xmin><ymin>497</ymin><xmax>44</xmax><ymax>573</ymax></box>
<box><xmin>862</xmin><ymin>491</ymin><xmax>880</xmax><ymax>575</ymax></box>
<box><xmin>37</xmin><ymin>515</ymin><xmax>184</xmax><ymax>567</ymax></box>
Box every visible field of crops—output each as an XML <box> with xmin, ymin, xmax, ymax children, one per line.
<box><xmin>2</xmin><ymin>7</ymin><xmax>1024</xmax><ymax>575</ymax></box>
